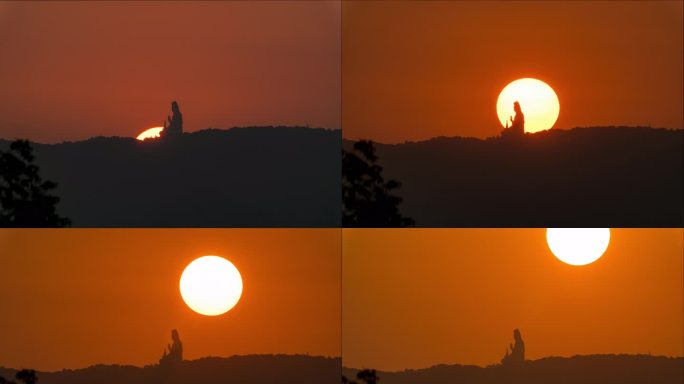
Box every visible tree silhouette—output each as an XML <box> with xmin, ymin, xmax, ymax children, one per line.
<box><xmin>15</xmin><ymin>370</ymin><xmax>37</xmax><ymax>384</ymax></box>
<box><xmin>0</xmin><ymin>140</ymin><xmax>70</xmax><ymax>227</ymax></box>
<box><xmin>0</xmin><ymin>370</ymin><xmax>39</xmax><ymax>384</ymax></box>
<box><xmin>342</xmin><ymin>140</ymin><xmax>414</xmax><ymax>227</ymax></box>
<box><xmin>356</xmin><ymin>369</ymin><xmax>379</xmax><ymax>384</ymax></box>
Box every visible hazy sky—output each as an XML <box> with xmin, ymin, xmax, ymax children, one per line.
<box><xmin>0</xmin><ymin>229</ymin><xmax>341</xmax><ymax>371</ymax></box>
<box><xmin>343</xmin><ymin>228</ymin><xmax>683</xmax><ymax>371</ymax></box>
<box><xmin>343</xmin><ymin>1</ymin><xmax>683</xmax><ymax>142</ymax></box>
<box><xmin>0</xmin><ymin>1</ymin><xmax>341</xmax><ymax>143</ymax></box>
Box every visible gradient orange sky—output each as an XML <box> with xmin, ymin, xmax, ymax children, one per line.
<box><xmin>343</xmin><ymin>1</ymin><xmax>683</xmax><ymax>143</ymax></box>
<box><xmin>0</xmin><ymin>229</ymin><xmax>340</xmax><ymax>371</ymax></box>
<box><xmin>0</xmin><ymin>1</ymin><xmax>340</xmax><ymax>143</ymax></box>
<box><xmin>343</xmin><ymin>228</ymin><xmax>683</xmax><ymax>371</ymax></box>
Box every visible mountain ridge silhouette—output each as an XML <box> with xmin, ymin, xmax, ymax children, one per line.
<box><xmin>343</xmin><ymin>126</ymin><xmax>682</xmax><ymax>227</ymax></box>
<box><xmin>342</xmin><ymin>354</ymin><xmax>683</xmax><ymax>384</ymax></box>
<box><xmin>0</xmin><ymin>126</ymin><xmax>341</xmax><ymax>227</ymax></box>
<box><xmin>0</xmin><ymin>354</ymin><xmax>341</xmax><ymax>384</ymax></box>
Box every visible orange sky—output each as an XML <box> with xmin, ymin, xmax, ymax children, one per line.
<box><xmin>0</xmin><ymin>1</ymin><xmax>340</xmax><ymax>143</ymax></box>
<box><xmin>343</xmin><ymin>1</ymin><xmax>683</xmax><ymax>143</ymax></box>
<box><xmin>0</xmin><ymin>229</ymin><xmax>341</xmax><ymax>371</ymax></box>
<box><xmin>343</xmin><ymin>228</ymin><xmax>683</xmax><ymax>371</ymax></box>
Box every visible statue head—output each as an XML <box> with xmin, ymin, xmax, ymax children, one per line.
<box><xmin>171</xmin><ymin>101</ymin><xmax>180</xmax><ymax>114</ymax></box>
<box><xmin>513</xmin><ymin>101</ymin><xmax>522</xmax><ymax>114</ymax></box>
<box><xmin>171</xmin><ymin>329</ymin><xmax>180</xmax><ymax>342</ymax></box>
<box><xmin>513</xmin><ymin>328</ymin><xmax>522</xmax><ymax>342</ymax></box>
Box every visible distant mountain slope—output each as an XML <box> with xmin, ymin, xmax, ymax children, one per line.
<box><xmin>0</xmin><ymin>354</ymin><xmax>340</xmax><ymax>384</ymax></box>
<box><xmin>343</xmin><ymin>355</ymin><xmax>683</xmax><ymax>384</ymax></box>
<box><xmin>345</xmin><ymin>127</ymin><xmax>682</xmax><ymax>227</ymax></box>
<box><xmin>1</xmin><ymin>126</ymin><xmax>341</xmax><ymax>227</ymax></box>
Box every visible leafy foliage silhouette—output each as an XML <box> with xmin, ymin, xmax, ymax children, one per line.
<box><xmin>342</xmin><ymin>140</ymin><xmax>414</xmax><ymax>227</ymax></box>
<box><xmin>0</xmin><ymin>369</ymin><xmax>38</xmax><ymax>384</ymax></box>
<box><xmin>357</xmin><ymin>369</ymin><xmax>380</xmax><ymax>384</ymax></box>
<box><xmin>343</xmin><ymin>369</ymin><xmax>380</xmax><ymax>384</ymax></box>
<box><xmin>0</xmin><ymin>140</ymin><xmax>70</xmax><ymax>227</ymax></box>
<box><xmin>14</xmin><ymin>370</ymin><xmax>37</xmax><ymax>384</ymax></box>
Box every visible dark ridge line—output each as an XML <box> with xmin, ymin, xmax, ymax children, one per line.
<box><xmin>0</xmin><ymin>125</ymin><xmax>341</xmax><ymax>146</ymax></box>
<box><xmin>342</xmin><ymin>126</ymin><xmax>683</xmax><ymax>146</ymax></box>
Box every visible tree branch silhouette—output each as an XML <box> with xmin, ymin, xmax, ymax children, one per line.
<box><xmin>0</xmin><ymin>140</ymin><xmax>70</xmax><ymax>227</ymax></box>
<box><xmin>342</xmin><ymin>140</ymin><xmax>414</xmax><ymax>227</ymax></box>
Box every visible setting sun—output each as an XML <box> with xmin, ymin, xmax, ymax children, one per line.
<box><xmin>546</xmin><ymin>228</ymin><xmax>610</xmax><ymax>266</ymax></box>
<box><xmin>179</xmin><ymin>255</ymin><xmax>243</xmax><ymax>316</ymax></box>
<box><xmin>136</xmin><ymin>127</ymin><xmax>164</xmax><ymax>141</ymax></box>
<box><xmin>496</xmin><ymin>78</ymin><xmax>560</xmax><ymax>133</ymax></box>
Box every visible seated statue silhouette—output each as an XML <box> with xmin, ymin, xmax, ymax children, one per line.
<box><xmin>159</xmin><ymin>329</ymin><xmax>183</xmax><ymax>366</ymax></box>
<box><xmin>501</xmin><ymin>101</ymin><xmax>525</xmax><ymax>138</ymax></box>
<box><xmin>501</xmin><ymin>328</ymin><xmax>525</xmax><ymax>365</ymax></box>
<box><xmin>161</xmin><ymin>101</ymin><xmax>183</xmax><ymax>139</ymax></box>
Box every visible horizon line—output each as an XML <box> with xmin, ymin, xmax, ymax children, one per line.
<box><xmin>0</xmin><ymin>125</ymin><xmax>342</xmax><ymax>146</ymax></box>
<box><xmin>342</xmin><ymin>352</ymin><xmax>684</xmax><ymax>373</ymax></box>
<box><xmin>0</xmin><ymin>353</ymin><xmax>342</xmax><ymax>374</ymax></box>
<box><xmin>342</xmin><ymin>125</ymin><xmax>684</xmax><ymax>145</ymax></box>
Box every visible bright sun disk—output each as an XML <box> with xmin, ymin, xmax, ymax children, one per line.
<box><xmin>546</xmin><ymin>228</ymin><xmax>610</xmax><ymax>266</ymax></box>
<box><xmin>136</xmin><ymin>127</ymin><xmax>164</xmax><ymax>141</ymax></box>
<box><xmin>179</xmin><ymin>256</ymin><xmax>243</xmax><ymax>316</ymax></box>
<box><xmin>496</xmin><ymin>78</ymin><xmax>560</xmax><ymax>133</ymax></box>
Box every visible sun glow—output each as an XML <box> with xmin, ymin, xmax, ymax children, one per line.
<box><xmin>546</xmin><ymin>228</ymin><xmax>610</xmax><ymax>266</ymax></box>
<box><xmin>496</xmin><ymin>78</ymin><xmax>560</xmax><ymax>133</ymax></box>
<box><xmin>136</xmin><ymin>127</ymin><xmax>164</xmax><ymax>141</ymax></box>
<box><xmin>179</xmin><ymin>256</ymin><xmax>243</xmax><ymax>316</ymax></box>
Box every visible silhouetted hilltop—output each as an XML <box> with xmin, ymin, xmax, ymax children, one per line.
<box><xmin>0</xmin><ymin>126</ymin><xmax>341</xmax><ymax>227</ymax></box>
<box><xmin>344</xmin><ymin>127</ymin><xmax>682</xmax><ymax>227</ymax></box>
<box><xmin>0</xmin><ymin>354</ymin><xmax>340</xmax><ymax>384</ymax></box>
<box><xmin>343</xmin><ymin>354</ymin><xmax>683</xmax><ymax>384</ymax></box>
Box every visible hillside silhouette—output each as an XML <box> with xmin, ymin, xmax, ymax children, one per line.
<box><xmin>343</xmin><ymin>354</ymin><xmax>683</xmax><ymax>384</ymax></box>
<box><xmin>344</xmin><ymin>127</ymin><xmax>683</xmax><ymax>227</ymax></box>
<box><xmin>0</xmin><ymin>355</ymin><xmax>340</xmax><ymax>384</ymax></box>
<box><xmin>0</xmin><ymin>127</ymin><xmax>341</xmax><ymax>227</ymax></box>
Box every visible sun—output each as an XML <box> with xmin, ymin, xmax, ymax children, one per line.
<box><xmin>179</xmin><ymin>256</ymin><xmax>243</xmax><ymax>316</ymax></box>
<box><xmin>496</xmin><ymin>78</ymin><xmax>560</xmax><ymax>133</ymax></box>
<box><xmin>136</xmin><ymin>127</ymin><xmax>164</xmax><ymax>141</ymax></box>
<box><xmin>546</xmin><ymin>228</ymin><xmax>610</xmax><ymax>266</ymax></box>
